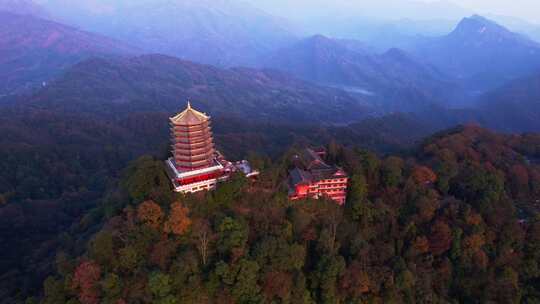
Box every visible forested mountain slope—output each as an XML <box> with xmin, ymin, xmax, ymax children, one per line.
<box><xmin>33</xmin><ymin>125</ymin><xmax>540</xmax><ymax>303</ymax></box>
<box><xmin>24</xmin><ymin>54</ymin><xmax>371</xmax><ymax>124</ymax></box>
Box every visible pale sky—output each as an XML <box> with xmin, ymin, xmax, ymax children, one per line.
<box><xmin>425</xmin><ymin>0</ymin><xmax>540</xmax><ymax>23</ymax></box>
<box><xmin>247</xmin><ymin>0</ymin><xmax>540</xmax><ymax>25</ymax></box>
<box><xmin>38</xmin><ymin>0</ymin><xmax>540</xmax><ymax>25</ymax></box>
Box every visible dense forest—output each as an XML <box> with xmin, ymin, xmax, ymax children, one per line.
<box><xmin>0</xmin><ymin>105</ymin><xmax>431</xmax><ymax>302</ymax></box>
<box><xmin>26</xmin><ymin>125</ymin><xmax>540</xmax><ymax>303</ymax></box>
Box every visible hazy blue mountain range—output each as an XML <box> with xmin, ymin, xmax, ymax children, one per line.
<box><xmin>0</xmin><ymin>0</ymin><xmax>538</xmax><ymax>128</ymax></box>
<box><xmin>244</xmin><ymin>0</ymin><xmax>469</xmax><ymax>29</ymax></box>
<box><xmin>21</xmin><ymin>54</ymin><xmax>371</xmax><ymax>124</ymax></box>
<box><xmin>0</xmin><ymin>10</ymin><xmax>137</xmax><ymax>95</ymax></box>
<box><xmin>476</xmin><ymin>72</ymin><xmax>540</xmax><ymax>132</ymax></box>
<box><xmin>35</xmin><ymin>0</ymin><xmax>298</xmax><ymax>67</ymax></box>
<box><xmin>488</xmin><ymin>14</ymin><xmax>540</xmax><ymax>43</ymax></box>
<box><xmin>264</xmin><ymin>34</ymin><xmax>461</xmax><ymax>112</ymax></box>
<box><xmin>412</xmin><ymin>15</ymin><xmax>540</xmax><ymax>93</ymax></box>
<box><xmin>11</xmin><ymin>49</ymin><xmax>539</xmax><ymax>133</ymax></box>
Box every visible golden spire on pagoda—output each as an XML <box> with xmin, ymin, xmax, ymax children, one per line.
<box><xmin>170</xmin><ymin>101</ymin><xmax>209</xmax><ymax>125</ymax></box>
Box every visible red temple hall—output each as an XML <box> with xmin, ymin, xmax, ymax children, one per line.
<box><xmin>165</xmin><ymin>102</ymin><xmax>258</xmax><ymax>194</ymax></box>
<box><xmin>288</xmin><ymin>148</ymin><xmax>349</xmax><ymax>205</ymax></box>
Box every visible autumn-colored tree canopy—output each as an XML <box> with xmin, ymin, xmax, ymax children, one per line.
<box><xmin>163</xmin><ymin>202</ymin><xmax>192</xmax><ymax>236</ymax></box>
<box><xmin>411</xmin><ymin>165</ymin><xmax>437</xmax><ymax>184</ymax></box>
<box><xmin>71</xmin><ymin>261</ymin><xmax>101</xmax><ymax>304</ymax></box>
<box><xmin>38</xmin><ymin>126</ymin><xmax>540</xmax><ymax>303</ymax></box>
<box><xmin>137</xmin><ymin>200</ymin><xmax>164</xmax><ymax>230</ymax></box>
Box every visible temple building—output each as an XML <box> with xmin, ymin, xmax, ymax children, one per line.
<box><xmin>165</xmin><ymin>102</ymin><xmax>258</xmax><ymax>194</ymax></box>
<box><xmin>288</xmin><ymin>148</ymin><xmax>349</xmax><ymax>205</ymax></box>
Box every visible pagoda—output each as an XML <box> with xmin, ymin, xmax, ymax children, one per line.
<box><xmin>165</xmin><ymin>102</ymin><xmax>260</xmax><ymax>194</ymax></box>
<box><xmin>165</xmin><ymin>102</ymin><xmax>227</xmax><ymax>193</ymax></box>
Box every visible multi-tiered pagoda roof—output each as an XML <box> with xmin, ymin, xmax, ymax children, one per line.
<box><xmin>165</xmin><ymin>101</ymin><xmax>259</xmax><ymax>194</ymax></box>
<box><xmin>170</xmin><ymin>102</ymin><xmax>216</xmax><ymax>171</ymax></box>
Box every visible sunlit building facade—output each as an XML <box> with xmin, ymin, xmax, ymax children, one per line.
<box><xmin>288</xmin><ymin>148</ymin><xmax>348</xmax><ymax>205</ymax></box>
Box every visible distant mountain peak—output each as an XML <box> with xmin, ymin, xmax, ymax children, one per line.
<box><xmin>306</xmin><ymin>34</ymin><xmax>335</xmax><ymax>44</ymax></box>
<box><xmin>298</xmin><ymin>34</ymin><xmax>349</xmax><ymax>53</ymax></box>
<box><xmin>453</xmin><ymin>14</ymin><xmax>508</xmax><ymax>36</ymax></box>
<box><xmin>470</xmin><ymin>14</ymin><xmax>490</xmax><ymax>22</ymax></box>
<box><xmin>447</xmin><ymin>14</ymin><xmax>540</xmax><ymax>49</ymax></box>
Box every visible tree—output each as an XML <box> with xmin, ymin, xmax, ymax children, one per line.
<box><xmin>359</xmin><ymin>150</ymin><xmax>380</xmax><ymax>183</ymax></box>
<box><xmin>193</xmin><ymin>219</ymin><xmax>213</xmax><ymax>266</ymax></box>
<box><xmin>508</xmin><ymin>164</ymin><xmax>529</xmax><ymax>197</ymax></box>
<box><xmin>71</xmin><ymin>261</ymin><xmax>101</xmax><ymax>304</ymax></box>
<box><xmin>396</xmin><ymin>268</ymin><xmax>415</xmax><ymax>301</ymax></box>
<box><xmin>42</xmin><ymin>277</ymin><xmax>66</xmax><ymax>304</ymax></box>
<box><xmin>163</xmin><ymin>202</ymin><xmax>191</xmax><ymax>236</ymax></box>
<box><xmin>253</xmin><ymin>237</ymin><xmax>306</xmax><ymax>273</ymax></box>
<box><xmin>118</xmin><ymin>246</ymin><xmax>141</xmax><ymax>272</ymax></box>
<box><xmin>429</xmin><ymin>221</ymin><xmax>452</xmax><ymax>256</ymax></box>
<box><xmin>347</xmin><ymin>174</ymin><xmax>373</xmax><ymax>226</ymax></box>
<box><xmin>381</xmin><ymin>156</ymin><xmax>404</xmax><ymax>187</ymax></box>
<box><xmin>101</xmin><ymin>274</ymin><xmax>122</xmax><ymax>303</ymax></box>
<box><xmin>137</xmin><ymin>200</ymin><xmax>164</xmax><ymax>230</ymax></box>
<box><xmin>412</xmin><ymin>236</ymin><xmax>430</xmax><ymax>255</ymax></box>
<box><xmin>149</xmin><ymin>272</ymin><xmax>173</xmax><ymax>300</ymax></box>
<box><xmin>411</xmin><ymin>166</ymin><xmax>437</xmax><ymax>185</ymax></box>
<box><xmin>262</xmin><ymin>271</ymin><xmax>293</xmax><ymax>303</ymax></box>
<box><xmin>348</xmin><ymin>175</ymin><xmax>368</xmax><ymax>203</ymax></box>
<box><xmin>312</xmin><ymin>255</ymin><xmax>346</xmax><ymax>304</ymax></box>
<box><xmin>168</xmin><ymin>250</ymin><xmax>202</xmax><ymax>302</ymax></box>
<box><xmin>339</xmin><ymin>261</ymin><xmax>371</xmax><ymax>299</ymax></box>
<box><xmin>450</xmin><ymin>164</ymin><xmax>505</xmax><ymax>213</ymax></box>
<box><xmin>123</xmin><ymin>156</ymin><xmax>171</xmax><ymax>202</ymax></box>
<box><xmin>318</xmin><ymin>202</ymin><xmax>343</xmax><ymax>255</ymax></box>
<box><xmin>415</xmin><ymin>196</ymin><xmax>439</xmax><ymax>223</ymax></box>
<box><xmin>150</xmin><ymin>237</ymin><xmax>176</xmax><ymax>270</ymax></box>
<box><xmin>89</xmin><ymin>231</ymin><xmax>115</xmax><ymax>267</ymax></box>
<box><xmin>217</xmin><ymin>217</ymin><xmax>248</xmax><ymax>261</ymax></box>
<box><xmin>214</xmin><ymin>259</ymin><xmax>262</xmax><ymax>303</ymax></box>
<box><xmin>210</xmin><ymin>173</ymin><xmax>247</xmax><ymax>208</ymax></box>
<box><xmin>492</xmin><ymin>267</ymin><xmax>521</xmax><ymax>303</ymax></box>
<box><xmin>464</xmin><ymin>234</ymin><xmax>486</xmax><ymax>254</ymax></box>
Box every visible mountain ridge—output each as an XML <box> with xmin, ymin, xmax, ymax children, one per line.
<box><xmin>24</xmin><ymin>54</ymin><xmax>371</xmax><ymax>125</ymax></box>
<box><xmin>264</xmin><ymin>34</ymin><xmax>459</xmax><ymax>112</ymax></box>
<box><xmin>413</xmin><ymin>14</ymin><xmax>540</xmax><ymax>91</ymax></box>
<box><xmin>38</xmin><ymin>0</ymin><xmax>298</xmax><ymax>67</ymax></box>
<box><xmin>0</xmin><ymin>11</ymin><xmax>138</xmax><ymax>95</ymax></box>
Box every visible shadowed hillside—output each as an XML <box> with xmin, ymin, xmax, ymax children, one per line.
<box><xmin>0</xmin><ymin>11</ymin><xmax>137</xmax><ymax>95</ymax></box>
<box><xmin>24</xmin><ymin>54</ymin><xmax>371</xmax><ymax>124</ymax></box>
